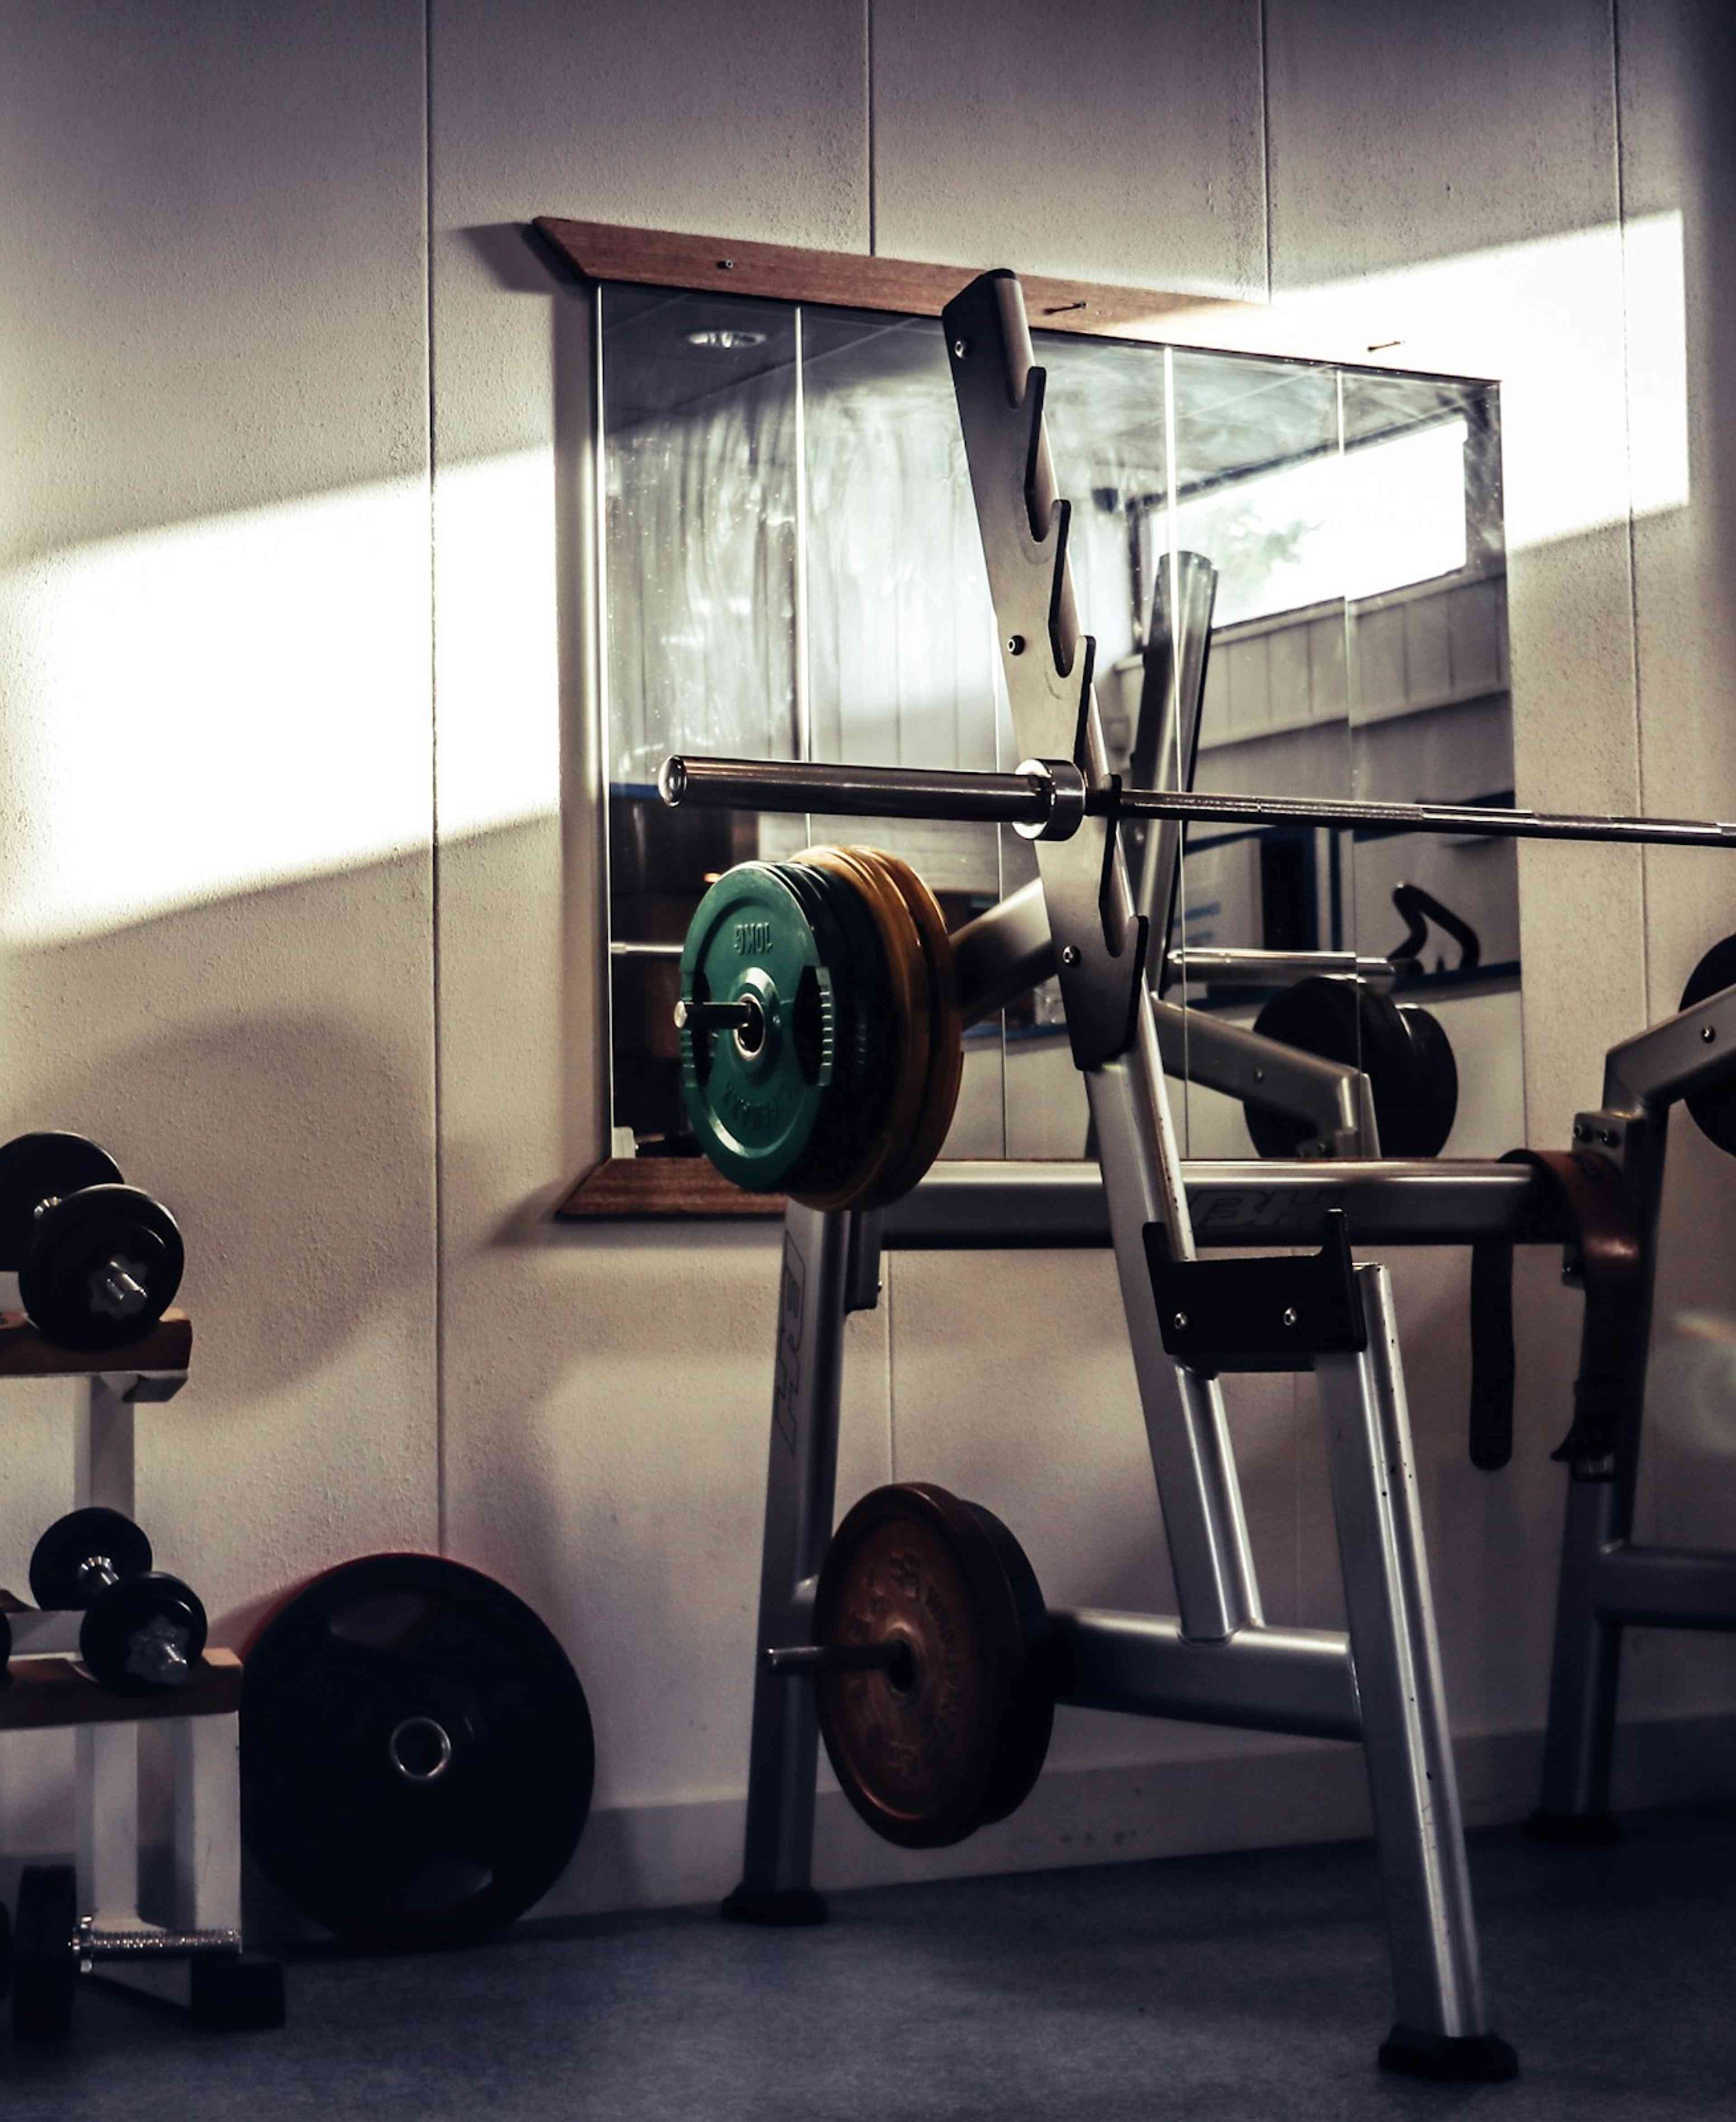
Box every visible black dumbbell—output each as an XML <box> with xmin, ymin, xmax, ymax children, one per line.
<box><xmin>0</xmin><ymin>1132</ymin><xmax>184</xmax><ymax>1353</ymax></box>
<box><xmin>0</xmin><ymin>1863</ymin><xmax>242</xmax><ymax>2042</ymax></box>
<box><xmin>29</xmin><ymin>1507</ymin><xmax>208</xmax><ymax>1695</ymax></box>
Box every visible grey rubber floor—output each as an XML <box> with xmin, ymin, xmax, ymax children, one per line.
<box><xmin>2</xmin><ymin>1806</ymin><xmax>1732</xmax><ymax>2119</ymax></box>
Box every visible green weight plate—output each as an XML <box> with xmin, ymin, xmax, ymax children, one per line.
<box><xmin>765</xmin><ymin>859</ymin><xmax>863</xmax><ymax>1195</ymax></box>
<box><xmin>678</xmin><ymin>864</ymin><xmax>836</xmax><ymax>1193</ymax></box>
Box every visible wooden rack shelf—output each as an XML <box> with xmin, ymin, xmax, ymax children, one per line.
<box><xmin>0</xmin><ymin>1308</ymin><xmax>191</xmax><ymax>1379</ymax></box>
<box><xmin>0</xmin><ymin>1648</ymin><xmax>241</xmax><ymax>1733</ymax></box>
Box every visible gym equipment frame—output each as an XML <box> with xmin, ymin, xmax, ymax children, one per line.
<box><xmin>0</xmin><ymin>1310</ymin><xmax>282</xmax><ymax>2030</ymax></box>
<box><xmin>698</xmin><ymin>269</ymin><xmax>1526</xmax><ymax>2081</ymax></box>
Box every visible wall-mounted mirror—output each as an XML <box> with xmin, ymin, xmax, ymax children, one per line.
<box><xmin>599</xmin><ymin>275</ymin><xmax>1517</xmax><ymax>1178</ymax></box>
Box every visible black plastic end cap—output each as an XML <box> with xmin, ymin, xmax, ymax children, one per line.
<box><xmin>1379</xmin><ymin>2026</ymin><xmax>1519</xmax><ymax>2082</ymax></box>
<box><xmin>189</xmin><ymin>1953</ymin><xmax>286</xmax><ymax>2032</ymax></box>
<box><xmin>1524</xmin><ymin>1807</ymin><xmax>1623</xmax><ymax>1847</ymax></box>
<box><xmin>720</xmin><ymin>1885</ymin><xmax>828</xmax><ymax>1928</ymax></box>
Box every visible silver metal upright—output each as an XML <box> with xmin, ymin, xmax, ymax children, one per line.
<box><xmin>938</xmin><ymin>266</ymin><xmax>1506</xmax><ymax>2073</ymax></box>
<box><xmin>1319</xmin><ymin>1267</ymin><xmax>1487</xmax><ymax>2045</ymax></box>
<box><xmin>726</xmin><ymin>1201</ymin><xmax>855</xmax><ymax>1921</ymax></box>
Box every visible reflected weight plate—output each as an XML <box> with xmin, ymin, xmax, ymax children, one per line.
<box><xmin>1245</xmin><ymin>976</ymin><xmax>1457</xmax><ymax>1159</ymax></box>
<box><xmin>812</xmin><ymin>1482</ymin><xmax>1037</xmax><ymax>1848</ymax></box>
<box><xmin>798</xmin><ymin>847</ymin><xmax>929</xmax><ymax>1210</ymax></box>
<box><xmin>1680</xmin><ymin>935</ymin><xmax>1736</xmax><ymax>1154</ymax></box>
<box><xmin>861</xmin><ymin>849</ymin><xmax>964</xmax><ymax>1206</ymax></box>
<box><xmin>241</xmin><ymin>1553</ymin><xmax>594</xmax><ymax>1952</ymax></box>
<box><xmin>678</xmin><ymin>863</ymin><xmax>836</xmax><ymax>1193</ymax></box>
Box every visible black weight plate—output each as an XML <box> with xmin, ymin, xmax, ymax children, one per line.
<box><xmin>80</xmin><ymin>1571</ymin><xmax>209</xmax><ymax>1695</ymax></box>
<box><xmin>812</xmin><ymin>1483</ymin><xmax>1022</xmax><ymax>1850</ymax></box>
<box><xmin>0</xmin><ymin>1132</ymin><xmax>123</xmax><ymax>1269</ymax></box>
<box><xmin>20</xmin><ymin>1184</ymin><xmax>184</xmax><ymax>1352</ymax></box>
<box><xmin>30</xmin><ymin>1505</ymin><xmax>153</xmax><ymax>1610</ymax></box>
<box><xmin>1394</xmin><ymin>1002</ymin><xmax>1459</xmax><ymax>1158</ymax></box>
<box><xmin>241</xmin><ymin>1553</ymin><xmax>594</xmax><ymax>1952</ymax></box>
<box><xmin>777</xmin><ymin>858</ymin><xmax>896</xmax><ymax>1202</ymax></box>
<box><xmin>13</xmin><ymin>1863</ymin><xmax>76</xmax><ymax>2042</ymax></box>
<box><xmin>1245</xmin><ymin>976</ymin><xmax>1455</xmax><ymax>1160</ymax></box>
<box><xmin>0</xmin><ymin>1895</ymin><xmax>10</xmax><ymax>1995</ymax></box>
<box><xmin>962</xmin><ymin>1502</ymin><xmax>1056</xmax><ymax>1830</ymax></box>
<box><xmin>1679</xmin><ymin>935</ymin><xmax>1736</xmax><ymax>1154</ymax></box>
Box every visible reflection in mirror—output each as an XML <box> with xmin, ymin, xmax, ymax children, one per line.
<box><xmin>598</xmin><ymin>282</ymin><xmax>1518</xmax><ymax>1172</ymax></box>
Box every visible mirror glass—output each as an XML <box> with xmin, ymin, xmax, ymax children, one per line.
<box><xmin>599</xmin><ymin>281</ymin><xmax>1518</xmax><ymax>1169</ymax></box>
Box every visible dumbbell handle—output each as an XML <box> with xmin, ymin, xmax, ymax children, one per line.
<box><xmin>75</xmin><ymin>1918</ymin><xmax>240</xmax><ymax>1962</ymax></box>
<box><xmin>72</xmin><ymin>1553</ymin><xmax>123</xmax><ymax>1599</ymax></box>
<box><xmin>768</xmin><ymin>1641</ymin><xmax>912</xmax><ymax>1678</ymax></box>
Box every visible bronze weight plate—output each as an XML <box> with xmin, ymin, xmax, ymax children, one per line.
<box><xmin>812</xmin><ymin>1483</ymin><xmax>1024</xmax><ymax>1848</ymax></box>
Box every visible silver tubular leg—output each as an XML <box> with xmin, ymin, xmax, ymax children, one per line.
<box><xmin>1535</xmin><ymin>1476</ymin><xmax>1625</xmax><ymax>1826</ymax></box>
<box><xmin>724</xmin><ymin>1201</ymin><xmax>853</xmax><ymax>1923</ymax></box>
<box><xmin>1317</xmin><ymin>1266</ymin><xmax>1508</xmax><ymax>2069</ymax></box>
<box><xmin>1089</xmin><ymin>1001</ymin><xmax>1261</xmax><ymax>1642</ymax></box>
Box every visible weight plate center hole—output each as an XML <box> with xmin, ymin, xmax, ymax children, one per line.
<box><xmin>884</xmin><ymin>1637</ymin><xmax>918</xmax><ymax>1696</ymax></box>
<box><xmin>389</xmin><ymin>1715</ymin><xmax>455</xmax><ymax>1784</ymax></box>
<box><xmin>733</xmin><ymin>992</ymin><xmax>767</xmax><ymax>1059</ymax></box>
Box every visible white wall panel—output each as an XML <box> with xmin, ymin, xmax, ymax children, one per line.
<box><xmin>873</xmin><ymin>0</ymin><xmax>1266</xmax><ymax>296</ymax></box>
<box><xmin>427</xmin><ymin>0</ymin><xmax>871</xmax><ymax>1900</ymax></box>
<box><xmin>0</xmin><ymin>0</ymin><xmax>435</xmax><ymax>1853</ymax></box>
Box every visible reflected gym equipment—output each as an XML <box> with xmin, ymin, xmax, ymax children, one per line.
<box><xmin>1244</xmin><ymin>975</ymin><xmax>1458</xmax><ymax>1160</ymax></box>
<box><xmin>28</xmin><ymin>1506</ymin><xmax>208</xmax><ymax>1694</ymax></box>
<box><xmin>240</xmin><ymin>1553</ymin><xmax>595</xmax><ymax>1951</ymax></box>
<box><xmin>0</xmin><ymin>1132</ymin><xmax>184</xmax><ymax>1353</ymax></box>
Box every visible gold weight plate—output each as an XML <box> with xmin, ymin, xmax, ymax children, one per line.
<box><xmin>791</xmin><ymin>846</ymin><xmax>930</xmax><ymax>1212</ymax></box>
<box><xmin>854</xmin><ymin>848</ymin><xmax>963</xmax><ymax>1207</ymax></box>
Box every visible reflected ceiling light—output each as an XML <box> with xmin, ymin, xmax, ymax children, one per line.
<box><xmin>685</xmin><ymin>328</ymin><xmax>766</xmax><ymax>350</ymax></box>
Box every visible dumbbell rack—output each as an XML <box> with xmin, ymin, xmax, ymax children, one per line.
<box><xmin>0</xmin><ymin>1306</ymin><xmax>279</xmax><ymax>2027</ymax></box>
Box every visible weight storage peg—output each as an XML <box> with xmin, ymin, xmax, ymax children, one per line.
<box><xmin>0</xmin><ymin>1863</ymin><xmax>273</xmax><ymax>2042</ymax></box>
<box><xmin>29</xmin><ymin>1506</ymin><xmax>208</xmax><ymax>1694</ymax></box>
<box><xmin>0</xmin><ymin>1132</ymin><xmax>184</xmax><ymax>1352</ymax></box>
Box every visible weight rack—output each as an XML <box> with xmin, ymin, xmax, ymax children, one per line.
<box><xmin>0</xmin><ymin>1306</ymin><xmax>281</xmax><ymax>2028</ymax></box>
<box><xmin>664</xmin><ymin>264</ymin><xmax>1736</xmax><ymax>2081</ymax></box>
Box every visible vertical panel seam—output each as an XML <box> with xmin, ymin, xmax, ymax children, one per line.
<box><xmin>866</xmin><ymin>0</ymin><xmax>876</xmax><ymax>255</ymax></box>
<box><xmin>1610</xmin><ymin>0</ymin><xmax>1649</xmax><ymax>1016</ymax></box>
<box><xmin>1259</xmin><ymin>0</ymin><xmax>1273</xmax><ymax>300</ymax></box>
<box><xmin>424</xmin><ymin>0</ymin><xmax>446</xmax><ymax>1554</ymax></box>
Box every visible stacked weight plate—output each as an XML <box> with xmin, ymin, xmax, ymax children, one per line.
<box><xmin>678</xmin><ymin>846</ymin><xmax>962</xmax><ymax>1208</ymax></box>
